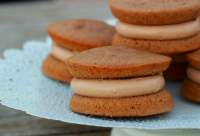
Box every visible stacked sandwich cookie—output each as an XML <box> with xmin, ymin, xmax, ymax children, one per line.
<box><xmin>42</xmin><ymin>19</ymin><xmax>115</xmax><ymax>83</ymax></box>
<box><xmin>111</xmin><ymin>0</ymin><xmax>200</xmax><ymax>80</ymax></box>
<box><xmin>181</xmin><ymin>50</ymin><xmax>200</xmax><ymax>103</ymax></box>
<box><xmin>67</xmin><ymin>46</ymin><xmax>173</xmax><ymax>117</ymax></box>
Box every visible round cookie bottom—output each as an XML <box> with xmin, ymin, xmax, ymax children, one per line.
<box><xmin>70</xmin><ymin>90</ymin><xmax>173</xmax><ymax>117</ymax></box>
<box><xmin>42</xmin><ymin>55</ymin><xmax>72</xmax><ymax>84</ymax></box>
<box><xmin>187</xmin><ymin>50</ymin><xmax>200</xmax><ymax>70</ymax></box>
<box><xmin>112</xmin><ymin>34</ymin><xmax>200</xmax><ymax>54</ymax></box>
<box><xmin>181</xmin><ymin>79</ymin><xmax>200</xmax><ymax>103</ymax></box>
<box><xmin>164</xmin><ymin>63</ymin><xmax>187</xmax><ymax>81</ymax></box>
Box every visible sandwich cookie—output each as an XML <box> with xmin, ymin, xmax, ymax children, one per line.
<box><xmin>67</xmin><ymin>46</ymin><xmax>173</xmax><ymax>117</ymax></box>
<box><xmin>42</xmin><ymin>19</ymin><xmax>115</xmax><ymax>83</ymax></box>
<box><xmin>181</xmin><ymin>50</ymin><xmax>200</xmax><ymax>103</ymax></box>
<box><xmin>110</xmin><ymin>0</ymin><xmax>200</xmax><ymax>80</ymax></box>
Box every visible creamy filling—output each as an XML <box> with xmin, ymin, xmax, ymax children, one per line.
<box><xmin>187</xmin><ymin>67</ymin><xmax>200</xmax><ymax>84</ymax></box>
<box><xmin>116</xmin><ymin>17</ymin><xmax>200</xmax><ymax>40</ymax></box>
<box><xmin>71</xmin><ymin>75</ymin><xmax>165</xmax><ymax>98</ymax></box>
<box><xmin>51</xmin><ymin>43</ymin><xmax>74</xmax><ymax>62</ymax></box>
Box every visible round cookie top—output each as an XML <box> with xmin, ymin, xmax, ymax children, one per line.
<box><xmin>48</xmin><ymin>19</ymin><xmax>115</xmax><ymax>51</ymax></box>
<box><xmin>110</xmin><ymin>0</ymin><xmax>200</xmax><ymax>25</ymax></box>
<box><xmin>187</xmin><ymin>49</ymin><xmax>200</xmax><ymax>69</ymax></box>
<box><xmin>67</xmin><ymin>46</ymin><xmax>171</xmax><ymax>79</ymax></box>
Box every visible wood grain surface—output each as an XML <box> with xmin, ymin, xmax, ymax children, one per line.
<box><xmin>0</xmin><ymin>0</ymin><xmax>112</xmax><ymax>135</ymax></box>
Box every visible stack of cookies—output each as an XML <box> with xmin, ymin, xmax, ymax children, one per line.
<box><xmin>42</xmin><ymin>19</ymin><xmax>115</xmax><ymax>83</ymax></box>
<box><xmin>67</xmin><ymin>46</ymin><xmax>173</xmax><ymax>117</ymax></box>
<box><xmin>182</xmin><ymin>50</ymin><xmax>200</xmax><ymax>103</ymax></box>
<box><xmin>111</xmin><ymin>0</ymin><xmax>200</xmax><ymax>80</ymax></box>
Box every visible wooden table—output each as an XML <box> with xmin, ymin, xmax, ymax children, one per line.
<box><xmin>0</xmin><ymin>0</ymin><xmax>112</xmax><ymax>135</ymax></box>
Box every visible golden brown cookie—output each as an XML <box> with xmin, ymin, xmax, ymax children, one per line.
<box><xmin>112</xmin><ymin>34</ymin><xmax>200</xmax><ymax>54</ymax></box>
<box><xmin>110</xmin><ymin>0</ymin><xmax>200</xmax><ymax>25</ymax></box>
<box><xmin>48</xmin><ymin>19</ymin><xmax>115</xmax><ymax>51</ymax></box>
<box><xmin>187</xmin><ymin>49</ymin><xmax>200</xmax><ymax>70</ymax></box>
<box><xmin>42</xmin><ymin>55</ymin><xmax>73</xmax><ymax>84</ymax></box>
<box><xmin>67</xmin><ymin>46</ymin><xmax>171</xmax><ymax>79</ymax></box>
<box><xmin>70</xmin><ymin>89</ymin><xmax>173</xmax><ymax>117</ymax></box>
<box><xmin>181</xmin><ymin>79</ymin><xmax>200</xmax><ymax>103</ymax></box>
<box><xmin>164</xmin><ymin>62</ymin><xmax>187</xmax><ymax>81</ymax></box>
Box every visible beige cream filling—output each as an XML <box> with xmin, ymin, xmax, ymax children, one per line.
<box><xmin>71</xmin><ymin>75</ymin><xmax>165</xmax><ymax>98</ymax></box>
<box><xmin>51</xmin><ymin>43</ymin><xmax>74</xmax><ymax>62</ymax></box>
<box><xmin>187</xmin><ymin>67</ymin><xmax>200</xmax><ymax>84</ymax></box>
<box><xmin>116</xmin><ymin>18</ymin><xmax>200</xmax><ymax>40</ymax></box>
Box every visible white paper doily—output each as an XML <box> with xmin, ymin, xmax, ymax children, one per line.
<box><xmin>0</xmin><ymin>37</ymin><xmax>199</xmax><ymax>129</ymax></box>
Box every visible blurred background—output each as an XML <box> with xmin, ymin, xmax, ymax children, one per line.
<box><xmin>0</xmin><ymin>0</ymin><xmax>112</xmax><ymax>135</ymax></box>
